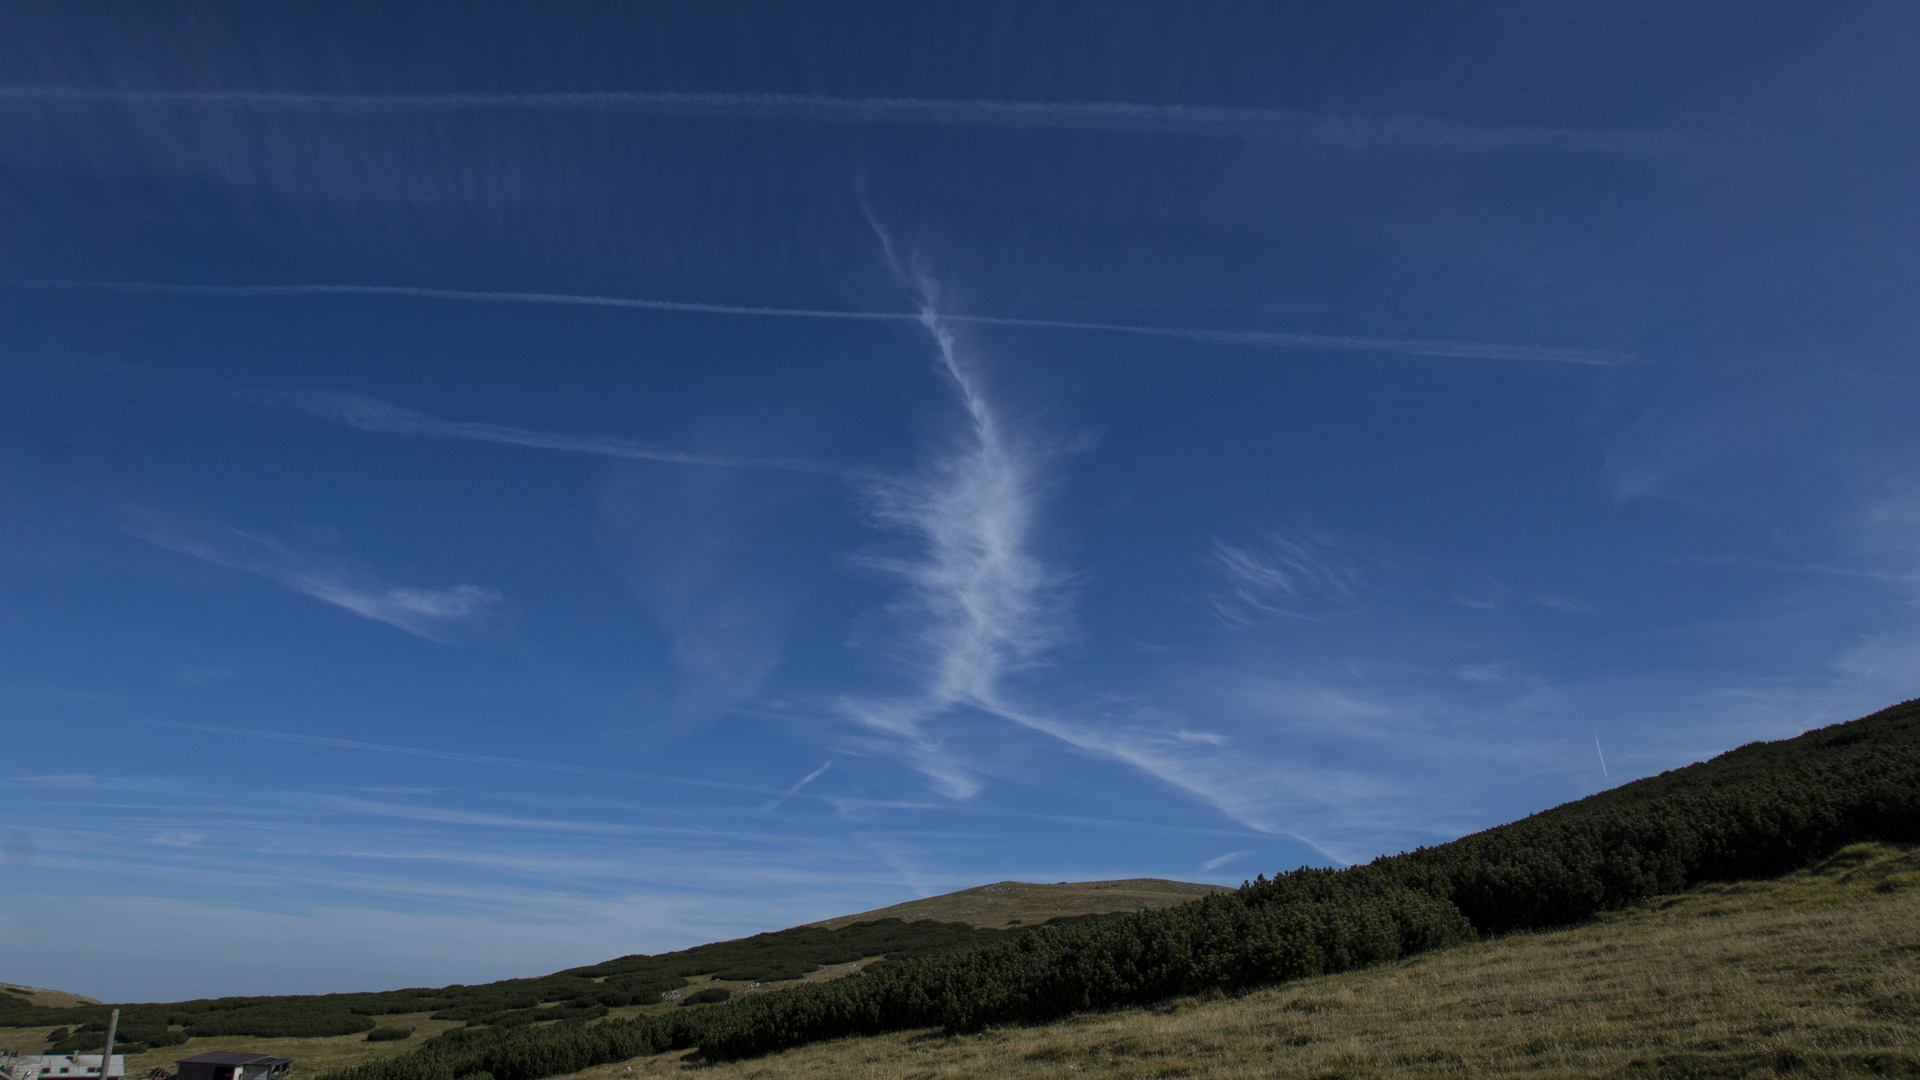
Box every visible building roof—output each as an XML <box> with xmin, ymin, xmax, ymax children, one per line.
<box><xmin>174</xmin><ymin>1055</ymin><xmax>291</xmax><ymax>1067</ymax></box>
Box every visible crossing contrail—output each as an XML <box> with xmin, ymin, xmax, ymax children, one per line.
<box><xmin>11</xmin><ymin>279</ymin><xmax>1631</xmax><ymax>366</ymax></box>
<box><xmin>0</xmin><ymin>86</ymin><xmax>1673</xmax><ymax>155</ymax></box>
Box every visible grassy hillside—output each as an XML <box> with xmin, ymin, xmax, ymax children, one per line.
<box><xmin>806</xmin><ymin>879</ymin><xmax>1230</xmax><ymax>931</ymax></box>
<box><xmin>560</xmin><ymin>842</ymin><xmax>1920</xmax><ymax>1080</ymax></box>
<box><xmin>0</xmin><ymin>984</ymin><xmax>98</xmax><ymax>1009</ymax></box>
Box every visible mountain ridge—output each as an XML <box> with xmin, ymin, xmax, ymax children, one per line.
<box><xmin>802</xmin><ymin>877</ymin><xmax>1232</xmax><ymax>931</ymax></box>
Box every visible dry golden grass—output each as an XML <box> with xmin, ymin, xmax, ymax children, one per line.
<box><xmin>0</xmin><ymin>984</ymin><xmax>99</xmax><ymax>1009</ymax></box>
<box><xmin>806</xmin><ymin>880</ymin><xmax>1231</xmax><ymax>932</ymax></box>
<box><xmin>561</xmin><ymin>843</ymin><xmax>1920</xmax><ymax>1080</ymax></box>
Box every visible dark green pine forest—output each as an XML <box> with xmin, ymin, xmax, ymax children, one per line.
<box><xmin>10</xmin><ymin>699</ymin><xmax>1918</xmax><ymax>1075</ymax></box>
<box><xmin>3</xmin><ymin>918</ymin><xmax>1015</xmax><ymax>1052</ymax></box>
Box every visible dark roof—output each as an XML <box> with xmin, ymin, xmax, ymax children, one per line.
<box><xmin>175</xmin><ymin>1055</ymin><xmax>291</xmax><ymax>1067</ymax></box>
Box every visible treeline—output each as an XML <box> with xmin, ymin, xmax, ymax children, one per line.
<box><xmin>317</xmin><ymin>698</ymin><xmax>1920</xmax><ymax>1075</ymax></box>
<box><xmin>564</xmin><ymin>915</ymin><xmax>1009</xmax><ymax>985</ymax></box>
<box><xmin>28</xmin><ymin>1006</ymin><xmax>378</xmax><ymax>1053</ymax></box>
<box><xmin>0</xmin><ymin>906</ymin><xmax>1020</xmax><ymax>1042</ymax></box>
<box><xmin>43</xmin><ymin>1025</ymin><xmax>187</xmax><ymax>1055</ymax></box>
<box><xmin>1320</xmin><ymin>701</ymin><xmax>1920</xmax><ymax>935</ymax></box>
<box><xmin>694</xmin><ymin>873</ymin><xmax>1470</xmax><ymax>1059</ymax></box>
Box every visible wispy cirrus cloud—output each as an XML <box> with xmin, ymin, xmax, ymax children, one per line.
<box><xmin>827</xmin><ymin>262</ymin><xmax>1337</xmax><ymax>839</ymax></box>
<box><xmin>0</xmin><ymin>86</ymin><xmax>1673</xmax><ymax>155</ymax></box>
<box><xmin>1209</xmin><ymin>527</ymin><xmax>1377</xmax><ymax>626</ymax></box>
<box><xmin>121</xmin><ymin>508</ymin><xmax>502</xmax><ymax>643</ymax></box>
<box><xmin>836</xmin><ymin>263</ymin><xmax>1074</xmax><ymax>798</ymax></box>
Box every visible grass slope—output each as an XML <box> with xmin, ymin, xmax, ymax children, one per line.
<box><xmin>806</xmin><ymin>880</ymin><xmax>1231</xmax><ymax>931</ymax></box>
<box><xmin>559</xmin><ymin>843</ymin><xmax>1920</xmax><ymax>1080</ymax></box>
<box><xmin>0</xmin><ymin>984</ymin><xmax>98</xmax><ymax>1009</ymax></box>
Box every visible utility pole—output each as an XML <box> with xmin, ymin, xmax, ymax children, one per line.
<box><xmin>100</xmin><ymin>1011</ymin><xmax>119</xmax><ymax>1080</ymax></box>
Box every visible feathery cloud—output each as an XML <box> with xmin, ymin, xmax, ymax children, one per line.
<box><xmin>837</xmin><ymin>269</ymin><xmax>1074</xmax><ymax>797</ymax></box>
<box><xmin>820</xmin><ymin>258</ymin><xmax>1375</xmax><ymax>837</ymax></box>
<box><xmin>1209</xmin><ymin>528</ymin><xmax>1376</xmax><ymax>625</ymax></box>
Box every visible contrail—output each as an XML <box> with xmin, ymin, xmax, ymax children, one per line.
<box><xmin>23</xmin><ymin>279</ymin><xmax>913</xmax><ymax>323</ymax></box>
<box><xmin>786</xmin><ymin>760</ymin><xmax>834</xmax><ymax>794</ymax></box>
<box><xmin>85</xmin><ymin>359</ymin><xmax>866</xmax><ymax>478</ymax></box>
<box><xmin>0</xmin><ymin>86</ymin><xmax>1671</xmax><ymax>155</ymax></box>
<box><xmin>137</xmin><ymin>719</ymin><xmax>796</xmax><ymax>797</ymax></box>
<box><xmin>758</xmin><ymin>759</ymin><xmax>834</xmax><ymax>812</ymax></box>
<box><xmin>1595</xmin><ymin>731</ymin><xmax>1610</xmax><ymax>779</ymax></box>
<box><xmin>1199</xmin><ymin>849</ymin><xmax>1257</xmax><ymax>873</ymax></box>
<box><xmin>957</xmin><ymin>313</ymin><xmax>1629</xmax><ymax>365</ymax></box>
<box><xmin>238</xmin><ymin>385</ymin><xmax>866</xmax><ymax>477</ymax></box>
<box><xmin>15</xmin><ymin>280</ymin><xmax>1629</xmax><ymax>365</ymax></box>
<box><xmin>119</xmin><ymin>719</ymin><xmax>1266</xmax><ymax>838</ymax></box>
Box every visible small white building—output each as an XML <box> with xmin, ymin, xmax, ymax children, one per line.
<box><xmin>0</xmin><ymin>1055</ymin><xmax>125</xmax><ymax>1080</ymax></box>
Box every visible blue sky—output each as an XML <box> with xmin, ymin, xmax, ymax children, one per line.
<box><xmin>3</xmin><ymin>2</ymin><xmax>1918</xmax><ymax>1002</ymax></box>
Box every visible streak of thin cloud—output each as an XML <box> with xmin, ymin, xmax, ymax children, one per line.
<box><xmin>0</xmin><ymin>87</ymin><xmax>1673</xmax><ymax>155</ymax></box>
<box><xmin>120</xmin><ymin>509</ymin><xmax>503</xmax><ymax>643</ymax></box>
<box><xmin>20</xmin><ymin>280</ymin><xmax>1629</xmax><ymax>365</ymax></box>
<box><xmin>248</xmin><ymin>386</ymin><xmax>863</xmax><ymax>477</ymax></box>
<box><xmin>972</xmin><ymin>695</ymin><xmax>1332</xmax><ymax>848</ymax></box>
<box><xmin>28</xmin><ymin>279</ymin><xmax>915</xmax><ymax>323</ymax></box>
<box><xmin>86</xmin><ymin>360</ymin><xmax>866</xmax><ymax>478</ymax></box>
<box><xmin>758</xmin><ymin>760</ymin><xmax>835</xmax><ymax>812</ymax></box>
<box><xmin>1199</xmin><ymin>849</ymin><xmax>1257</xmax><ymax>873</ymax></box>
<box><xmin>112</xmin><ymin>721</ymin><xmax>1272</xmax><ymax>842</ymax></box>
<box><xmin>304</xmin><ymin>794</ymin><xmax>658</xmax><ymax>836</ymax></box>
<box><xmin>953</xmin><ymin>313</ymin><xmax>1629</xmax><ymax>366</ymax></box>
<box><xmin>138</xmin><ymin>720</ymin><xmax>792</xmax><ymax>797</ymax></box>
